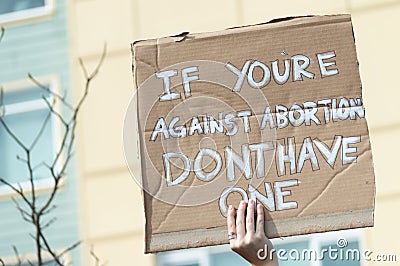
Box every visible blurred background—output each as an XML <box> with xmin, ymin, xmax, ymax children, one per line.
<box><xmin>0</xmin><ymin>0</ymin><xmax>399</xmax><ymax>265</ymax></box>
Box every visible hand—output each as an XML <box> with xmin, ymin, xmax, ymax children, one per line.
<box><xmin>227</xmin><ymin>199</ymin><xmax>278</xmax><ymax>266</ymax></box>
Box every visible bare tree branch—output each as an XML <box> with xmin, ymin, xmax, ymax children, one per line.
<box><xmin>39</xmin><ymin>231</ymin><xmax>63</xmax><ymax>266</ymax></box>
<box><xmin>39</xmin><ymin>44</ymin><xmax>107</xmax><ymax>217</ymax></box>
<box><xmin>0</xmin><ymin>41</ymin><xmax>107</xmax><ymax>265</ymax></box>
<box><xmin>0</xmin><ymin>178</ymin><xmax>33</xmax><ymax>209</ymax></box>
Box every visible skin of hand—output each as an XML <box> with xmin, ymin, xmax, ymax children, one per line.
<box><xmin>227</xmin><ymin>199</ymin><xmax>278</xmax><ymax>266</ymax></box>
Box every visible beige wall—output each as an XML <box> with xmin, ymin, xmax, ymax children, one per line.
<box><xmin>69</xmin><ymin>0</ymin><xmax>399</xmax><ymax>265</ymax></box>
<box><xmin>352</xmin><ymin>3</ymin><xmax>400</xmax><ymax>263</ymax></box>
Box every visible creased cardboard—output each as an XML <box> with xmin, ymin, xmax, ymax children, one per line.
<box><xmin>128</xmin><ymin>14</ymin><xmax>376</xmax><ymax>253</ymax></box>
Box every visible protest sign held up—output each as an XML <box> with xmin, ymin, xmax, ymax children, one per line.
<box><xmin>124</xmin><ymin>14</ymin><xmax>376</xmax><ymax>253</ymax></box>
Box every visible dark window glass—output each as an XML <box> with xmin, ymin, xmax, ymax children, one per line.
<box><xmin>321</xmin><ymin>241</ymin><xmax>361</xmax><ymax>266</ymax></box>
<box><xmin>0</xmin><ymin>88</ymin><xmax>54</xmax><ymax>184</ymax></box>
<box><xmin>210</xmin><ymin>251</ymin><xmax>248</xmax><ymax>265</ymax></box>
<box><xmin>0</xmin><ymin>0</ymin><xmax>46</xmax><ymax>15</ymax></box>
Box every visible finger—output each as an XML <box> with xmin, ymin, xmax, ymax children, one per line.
<box><xmin>236</xmin><ymin>200</ymin><xmax>246</xmax><ymax>239</ymax></box>
<box><xmin>246</xmin><ymin>199</ymin><xmax>255</xmax><ymax>234</ymax></box>
<box><xmin>227</xmin><ymin>205</ymin><xmax>236</xmax><ymax>244</ymax></box>
<box><xmin>256</xmin><ymin>203</ymin><xmax>265</xmax><ymax>235</ymax></box>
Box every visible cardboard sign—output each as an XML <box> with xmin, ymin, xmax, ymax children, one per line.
<box><xmin>125</xmin><ymin>14</ymin><xmax>375</xmax><ymax>253</ymax></box>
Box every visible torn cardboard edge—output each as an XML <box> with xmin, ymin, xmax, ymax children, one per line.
<box><xmin>146</xmin><ymin>209</ymin><xmax>373</xmax><ymax>253</ymax></box>
<box><xmin>131</xmin><ymin>14</ymin><xmax>351</xmax><ymax>51</ymax></box>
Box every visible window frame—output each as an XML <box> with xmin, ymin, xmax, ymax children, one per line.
<box><xmin>0</xmin><ymin>75</ymin><xmax>65</xmax><ymax>198</ymax></box>
<box><xmin>157</xmin><ymin>229</ymin><xmax>365</xmax><ymax>266</ymax></box>
<box><xmin>0</xmin><ymin>248</ymin><xmax>70</xmax><ymax>265</ymax></box>
<box><xmin>271</xmin><ymin>228</ymin><xmax>366</xmax><ymax>266</ymax></box>
<box><xmin>158</xmin><ymin>247</ymin><xmax>210</xmax><ymax>266</ymax></box>
<box><xmin>0</xmin><ymin>0</ymin><xmax>54</xmax><ymax>25</ymax></box>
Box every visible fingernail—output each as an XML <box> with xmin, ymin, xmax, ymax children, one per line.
<box><xmin>249</xmin><ymin>199</ymin><xmax>254</xmax><ymax>205</ymax></box>
<box><xmin>229</xmin><ymin>205</ymin><xmax>233</xmax><ymax>210</ymax></box>
<box><xmin>240</xmin><ymin>200</ymin><xmax>245</xmax><ymax>205</ymax></box>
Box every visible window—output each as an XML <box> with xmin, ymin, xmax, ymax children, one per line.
<box><xmin>0</xmin><ymin>0</ymin><xmax>53</xmax><ymax>24</ymax></box>
<box><xmin>157</xmin><ymin>229</ymin><xmax>365</xmax><ymax>266</ymax></box>
<box><xmin>157</xmin><ymin>245</ymin><xmax>247</xmax><ymax>266</ymax></box>
<box><xmin>1</xmin><ymin>251</ymin><xmax>68</xmax><ymax>265</ymax></box>
<box><xmin>0</xmin><ymin>78</ymin><xmax>61</xmax><ymax>196</ymax></box>
<box><xmin>272</xmin><ymin>229</ymin><xmax>365</xmax><ymax>266</ymax></box>
<box><xmin>20</xmin><ymin>260</ymin><xmax>62</xmax><ymax>266</ymax></box>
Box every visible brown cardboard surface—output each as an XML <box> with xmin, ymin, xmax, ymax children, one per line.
<box><xmin>129</xmin><ymin>14</ymin><xmax>376</xmax><ymax>253</ymax></box>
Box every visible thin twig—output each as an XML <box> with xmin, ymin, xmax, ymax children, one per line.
<box><xmin>50</xmin><ymin>122</ymin><xmax>69</xmax><ymax>171</ymax></box>
<box><xmin>90</xmin><ymin>246</ymin><xmax>100</xmax><ymax>266</ymax></box>
<box><xmin>16</xmin><ymin>155</ymin><xmax>28</xmax><ymax>164</ymax></box>
<box><xmin>42</xmin><ymin>217</ymin><xmax>57</xmax><ymax>230</ymax></box>
<box><xmin>29</xmin><ymin>233</ymin><xmax>36</xmax><ymax>240</ymax></box>
<box><xmin>12</xmin><ymin>246</ymin><xmax>22</xmax><ymax>266</ymax></box>
<box><xmin>41</xmin><ymin>204</ymin><xmax>57</xmax><ymax>215</ymax></box>
<box><xmin>39</xmin><ymin>44</ymin><xmax>107</xmax><ymax>217</ymax></box>
<box><xmin>0</xmin><ymin>118</ymin><xmax>28</xmax><ymax>151</ymax></box>
<box><xmin>58</xmin><ymin>143</ymin><xmax>74</xmax><ymax>177</ymax></box>
<box><xmin>11</xmin><ymin>197</ymin><xmax>31</xmax><ymax>223</ymax></box>
<box><xmin>78</xmin><ymin>58</ymin><xmax>89</xmax><ymax>81</ymax></box>
<box><xmin>0</xmin><ymin>87</ymin><xmax>4</xmax><ymax>116</ymax></box>
<box><xmin>26</xmin><ymin>151</ymin><xmax>36</xmax><ymax>223</ymax></box>
<box><xmin>0</xmin><ymin>178</ymin><xmax>33</xmax><ymax>208</ymax></box>
<box><xmin>76</xmin><ymin>43</ymin><xmax>107</xmax><ymax>112</ymax></box>
<box><xmin>88</xmin><ymin>43</ymin><xmax>107</xmax><ymax>80</ymax></box>
<box><xmin>37</xmin><ymin>171</ymin><xmax>61</xmax><ymax>216</ymax></box>
<box><xmin>28</xmin><ymin>73</ymin><xmax>74</xmax><ymax>110</ymax></box>
<box><xmin>30</xmin><ymin>104</ymin><xmax>53</xmax><ymax>150</ymax></box>
<box><xmin>61</xmin><ymin>89</ymin><xmax>68</xmax><ymax>103</ymax></box>
<box><xmin>32</xmin><ymin>161</ymin><xmax>52</xmax><ymax>172</ymax></box>
<box><xmin>58</xmin><ymin>240</ymin><xmax>81</xmax><ymax>258</ymax></box>
<box><xmin>0</xmin><ymin>26</ymin><xmax>4</xmax><ymax>44</ymax></box>
<box><xmin>41</xmin><ymin>96</ymin><xmax>68</xmax><ymax>126</ymax></box>
<box><xmin>39</xmin><ymin>228</ymin><xmax>63</xmax><ymax>266</ymax></box>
